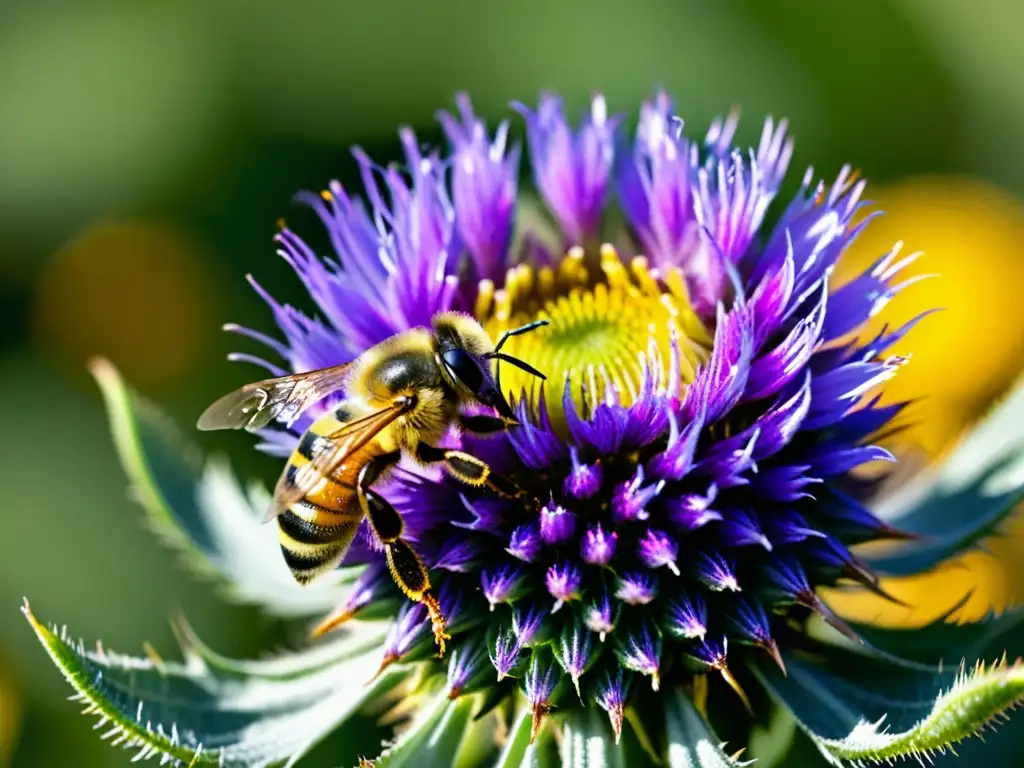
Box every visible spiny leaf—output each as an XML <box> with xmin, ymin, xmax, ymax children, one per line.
<box><xmin>23</xmin><ymin>599</ymin><xmax>400</xmax><ymax>767</ymax></box>
<box><xmin>754</xmin><ymin>646</ymin><xmax>1024</xmax><ymax>767</ymax></box>
<box><xmin>362</xmin><ymin>693</ymin><xmax>475</xmax><ymax>768</ymax></box>
<box><xmin>665</xmin><ymin>689</ymin><xmax>749</xmax><ymax>768</ymax></box>
<box><xmin>91</xmin><ymin>357</ymin><xmax>355</xmax><ymax>618</ymax></box>
<box><xmin>866</xmin><ymin>379</ymin><xmax>1024</xmax><ymax>575</ymax></box>
<box><xmin>812</xmin><ymin>658</ymin><xmax>1024</xmax><ymax>766</ymax></box>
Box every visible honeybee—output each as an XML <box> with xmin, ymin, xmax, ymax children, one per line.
<box><xmin>197</xmin><ymin>312</ymin><xmax>548</xmax><ymax>655</ymax></box>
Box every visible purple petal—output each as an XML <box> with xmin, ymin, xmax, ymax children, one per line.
<box><xmin>691</xmin><ymin>551</ymin><xmax>740</xmax><ymax>592</ymax></box>
<box><xmin>564</xmin><ymin>445</ymin><xmax>603</xmax><ymax>499</ymax></box>
<box><xmin>438</xmin><ymin>92</ymin><xmax>519</xmax><ymax>284</ymax></box>
<box><xmin>614</xmin><ymin>620</ymin><xmax>662</xmax><ymax>690</ymax></box>
<box><xmin>616</xmin><ymin>90</ymin><xmax>699</xmax><ymax>271</ymax></box>
<box><xmin>546</xmin><ymin>562</ymin><xmax>584</xmax><ymax>609</ymax></box>
<box><xmin>581</xmin><ymin>524</ymin><xmax>618</xmax><ymax>566</ymax></box>
<box><xmin>683</xmin><ymin>302</ymin><xmax>755</xmax><ymax>423</ymax></box>
<box><xmin>514</xmin><ymin>94</ymin><xmax>621</xmax><ymax>243</ymax></box>
<box><xmin>539</xmin><ymin>502</ymin><xmax>576</xmax><ymax>545</ymax></box>
<box><xmin>507</xmin><ymin>522</ymin><xmax>542</xmax><ymax>563</ymax></box>
<box><xmin>615</xmin><ymin>570</ymin><xmax>658</xmax><ymax>605</ymax></box>
<box><xmin>666</xmin><ymin>484</ymin><xmax>722</xmax><ymax>531</ymax></box>
<box><xmin>612</xmin><ymin>466</ymin><xmax>665</xmax><ymax>523</ymax></box>
<box><xmin>823</xmin><ymin>242</ymin><xmax>925</xmax><ymax>341</ymax></box>
<box><xmin>637</xmin><ymin>529</ymin><xmax>680</xmax><ymax>574</ymax></box>
<box><xmin>664</xmin><ymin>591</ymin><xmax>708</xmax><ymax>640</ymax></box>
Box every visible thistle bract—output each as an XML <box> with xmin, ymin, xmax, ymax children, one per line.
<box><xmin>25</xmin><ymin>91</ymin><xmax>1024</xmax><ymax>768</ymax></box>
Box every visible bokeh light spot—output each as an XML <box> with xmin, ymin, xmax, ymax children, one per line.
<box><xmin>0</xmin><ymin>5</ymin><xmax>224</xmax><ymax>239</ymax></box>
<box><xmin>32</xmin><ymin>221</ymin><xmax>211</xmax><ymax>387</ymax></box>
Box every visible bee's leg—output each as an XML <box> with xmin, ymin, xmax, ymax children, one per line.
<box><xmin>415</xmin><ymin>442</ymin><xmax>526</xmax><ymax>500</ymax></box>
<box><xmin>357</xmin><ymin>453</ymin><xmax>449</xmax><ymax>656</ymax></box>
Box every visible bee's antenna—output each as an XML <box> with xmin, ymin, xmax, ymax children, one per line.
<box><xmin>488</xmin><ymin>353</ymin><xmax>546</xmax><ymax>381</ymax></box>
<box><xmin>487</xmin><ymin>319</ymin><xmax>550</xmax><ymax>400</ymax></box>
<box><xmin>492</xmin><ymin>319</ymin><xmax>550</xmax><ymax>354</ymax></box>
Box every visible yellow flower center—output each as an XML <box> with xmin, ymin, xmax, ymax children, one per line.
<box><xmin>475</xmin><ymin>245</ymin><xmax>712</xmax><ymax>427</ymax></box>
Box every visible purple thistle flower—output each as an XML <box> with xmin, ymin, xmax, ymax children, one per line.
<box><xmin>210</xmin><ymin>89</ymin><xmax>941</xmax><ymax>753</ymax></box>
<box><xmin>584</xmin><ymin>589</ymin><xmax>617</xmax><ymax>641</ymax></box>
<box><xmin>595</xmin><ymin>668</ymin><xmax>631</xmax><ymax>744</ymax></box>
<box><xmin>554</xmin><ymin>618</ymin><xmax>595</xmax><ymax>698</ymax></box>
<box><xmin>666</xmin><ymin>484</ymin><xmax>722</xmax><ymax>530</ymax></box>
<box><xmin>614</xmin><ymin>620</ymin><xmax>663</xmax><ymax>690</ymax></box>
<box><xmin>512</xmin><ymin>602</ymin><xmax>552</xmax><ymax>648</ymax></box>
<box><xmin>524</xmin><ymin>649</ymin><xmax>560</xmax><ymax>741</ymax></box>
<box><xmin>581</xmin><ymin>524</ymin><xmax>617</xmax><ymax>566</ymax></box>
<box><xmin>546</xmin><ymin>562</ymin><xmax>583</xmax><ymax>610</ymax></box>
<box><xmin>691</xmin><ymin>551</ymin><xmax>741</xmax><ymax>593</ymax></box>
<box><xmin>378</xmin><ymin>602</ymin><xmax>428</xmax><ymax>671</ymax></box>
<box><xmin>611</xmin><ymin>466</ymin><xmax>664</xmax><ymax>523</ymax></box>
<box><xmin>507</xmin><ymin>522</ymin><xmax>542</xmax><ymax>562</ymax></box>
<box><xmin>637</xmin><ymin>528</ymin><xmax>681</xmax><ymax>574</ymax></box>
<box><xmin>481</xmin><ymin>564</ymin><xmax>528</xmax><ymax>610</ymax></box>
<box><xmin>447</xmin><ymin>640</ymin><xmax>490</xmax><ymax>699</ymax></box>
<box><xmin>489</xmin><ymin>624</ymin><xmax>522</xmax><ymax>681</ymax></box>
<box><xmin>564</xmin><ymin>446</ymin><xmax>603</xmax><ymax>498</ymax></box>
<box><xmin>615</xmin><ymin>570</ymin><xmax>658</xmax><ymax>605</ymax></box>
<box><xmin>539</xmin><ymin>502</ymin><xmax>576</xmax><ymax>545</ymax></box>
<box><xmin>664</xmin><ymin>592</ymin><xmax>708</xmax><ymax>641</ymax></box>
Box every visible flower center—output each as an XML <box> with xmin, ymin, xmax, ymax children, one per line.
<box><xmin>475</xmin><ymin>245</ymin><xmax>712</xmax><ymax>426</ymax></box>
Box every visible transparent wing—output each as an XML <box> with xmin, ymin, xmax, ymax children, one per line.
<box><xmin>196</xmin><ymin>363</ymin><xmax>354</xmax><ymax>432</ymax></box>
<box><xmin>265</xmin><ymin>399</ymin><xmax>414</xmax><ymax>521</ymax></box>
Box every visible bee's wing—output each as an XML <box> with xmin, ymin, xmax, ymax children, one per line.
<box><xmin>264</xmin><ymin>399</ymin><xmax>414</xmax><ymax>522</ymax></box>
<box><xmin>197</xmin><ymin>362</ymin><xmax>355</xmax><ymax>432</ymax></box>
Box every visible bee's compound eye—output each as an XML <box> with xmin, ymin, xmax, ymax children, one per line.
<box><xmin>442</xmin><ymin>348</ymin><xmax>484</xmax><ymax>394</ymax></box>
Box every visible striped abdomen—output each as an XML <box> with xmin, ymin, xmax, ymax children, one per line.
<box><xmin>277</xmin><ymin>406</ymin><xmax>385</xmax><ymax>585</ymax></box>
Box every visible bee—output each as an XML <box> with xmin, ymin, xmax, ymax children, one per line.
<box><xmin>197</xmin><ymin>312</ymin><xmax>548</xmax><ymax>655</ymax></box>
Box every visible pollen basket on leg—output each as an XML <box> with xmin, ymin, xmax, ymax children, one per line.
<box><xmin>477</xmin><ymin>245</ymin><xmax>711</xmax><ymax>426</ymax></box>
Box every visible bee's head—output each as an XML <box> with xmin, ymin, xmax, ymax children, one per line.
<box><xmin>432</xmin><ymin>313</ymin><xmax>548</xmax><ymax>423</ymax></box>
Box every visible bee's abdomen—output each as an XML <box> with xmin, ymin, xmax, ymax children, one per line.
<box><xmin>277</xmin><ymin>498</ymin><xmax>362</xmax><ymax>585</ymax></box>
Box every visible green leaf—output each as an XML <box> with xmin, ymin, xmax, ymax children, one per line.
<box><xmin>852</xmin><ymin>603</ymin><xmax>1024</xmax><ymax>667</ymax></box>
<box><xmin>866</xmin><ymin>380</ymin><xmax>1024</xmax><ymax>576</ymax></box>
<box><xmin>91</xmin><ymin>357</ymin><xmax>354</xmax><ymax>618</ymax></box>
<box><xmin>23</xmin><ymin>599</ymin><xmax>400</xmax><ymax>767</ymax></box>
<box><xmin>665</xmin><ymin>690</ymin><xmax>747</xmax><ymax>768</ymax></box>
<box><xmin>494</xmin><ymin>708</ymin><xmax>533</xmax><ymax>768</ymax></box>
<box><xmin>365</xmin><ymin>693</ymin><xmax>475</xmax><ymax>768</ymax></box>
<box><xmin>753</xmin><ymin>645</ymin><xmax>1024</xmax><ymax>766</ymax></box>
<box><xmin>745</xmin><ymin>703</ymin><xmax>798</xmax><ymax>768</ymax></box>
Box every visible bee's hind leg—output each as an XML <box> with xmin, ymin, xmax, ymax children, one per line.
<box><xmin>358</xmin><ymin>454</ymin><xmax>449</xmax><ymax>656</ymax></box>
<box><xmin>415</xmin><ymin>441</ymin><xmax>526</xmax><ymax>500</ymax></box>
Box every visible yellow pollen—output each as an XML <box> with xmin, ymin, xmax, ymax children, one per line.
<box><xmin>478</xmin><ymin>244</ymin><xmax>712</xmax><ymax>429</ymax></box>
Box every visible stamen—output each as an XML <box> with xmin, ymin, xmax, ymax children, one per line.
<box><xmin>478</xmin><ymin>245</ymin><xmax>711</xmax><ymax>427</ymax></box>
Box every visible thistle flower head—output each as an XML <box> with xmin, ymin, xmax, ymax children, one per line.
<box><xmin>224</xmin><ymin>90</ymin><xmax>937</xmax><ymax>736</ymax></box>
<box><xmin>31</xmin><ymin>89</ymin><xmax>1024</xmax><ymax>768</ymax></box>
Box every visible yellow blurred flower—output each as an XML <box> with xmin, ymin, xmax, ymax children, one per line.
<box><xmin>826</xmin><ymin>176</ymin><xmax>1024</xmax><ymax>626</ymax></box>
<box><xmin>31</xmin><ymin>219</ymin><xmax>212</xmax><ymax>389</ymax></box>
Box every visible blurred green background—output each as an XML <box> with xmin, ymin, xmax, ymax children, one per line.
<box><xmin>2</xmin><ymin>1</ymin><xmax>1024</xmax><ymax>765</ymax></box>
